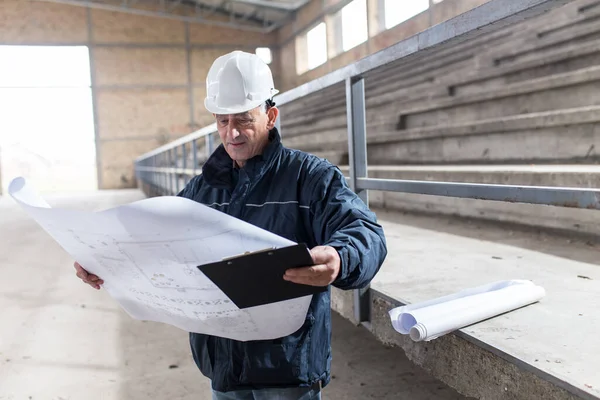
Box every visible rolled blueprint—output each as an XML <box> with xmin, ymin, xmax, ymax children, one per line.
<box><xmin>389</xmin><ymin>280</ymin><xmax>545</xmax><ymax>342</ymax></box>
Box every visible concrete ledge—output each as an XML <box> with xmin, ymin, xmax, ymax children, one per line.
<box><xmin>329</xmin><ymin>290</ymin><xmax>585</xmax><ymax>400</ymax></box>
<box><xmin>331</xmin><ymin>287</ymin><xmax>357</xmax><ymax>325</ymax></box>
<box><xmin>368</xmin><ymin>294</ymin><xmax>581</xmax><ymax>400</ymax></box>
<box><xmin>329</xmin><ymin>216</ymin><xmax>600</xmax><ymax>400</ymax></box>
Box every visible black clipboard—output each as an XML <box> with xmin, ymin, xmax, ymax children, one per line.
<box><xmin>197</xmin><ymin>244</ymin><xmax>327</xmax><ymax>309</ymax></box>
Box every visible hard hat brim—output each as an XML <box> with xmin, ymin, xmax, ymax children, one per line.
<box><xmin>204</xmin><ymin>89</ymin><xmax>279</xmax><ymax>115</ymax></box>
<box><xmin>204</xmin><ymin>98</ymin><xmax>264</xmax><ymax>115</ymax></box>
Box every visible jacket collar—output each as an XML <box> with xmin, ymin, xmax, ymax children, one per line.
<box><xmin>202</xmin><ymin>128</ymin><xmax>283</xmax><ymax>190</ymax></box>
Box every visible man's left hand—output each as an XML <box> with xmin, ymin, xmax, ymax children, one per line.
<box><xmin>284</xmin><ymin>246</ymin><xmax>340</xmax><ymax>286</ymax></box>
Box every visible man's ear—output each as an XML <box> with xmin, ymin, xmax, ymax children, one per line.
<box><xmin>266</xmin><ymin>107</ymin><xmax>279</xmax><ymax>129</ymax></box>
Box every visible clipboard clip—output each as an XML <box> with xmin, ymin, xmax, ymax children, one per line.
<box><xmin>221</xmin><ymin>247</ymin><xmax>277</xmax><ymax>262</ymax></box>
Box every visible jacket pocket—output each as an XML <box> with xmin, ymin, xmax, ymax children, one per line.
<box><xmin>190</xmin><ymin>333</ymin><xmax>214</xmax><ymax>379</ymax></box>
<box><xmin>241</xmin><ymin>314</ymin><xmax>314</xmax><ymax>386</ymax></box>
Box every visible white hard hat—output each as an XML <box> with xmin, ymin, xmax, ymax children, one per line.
<box><xmin>204</xmin><ymin>50</ymin><xmax>279</xmax><ymax>115</ymax></box>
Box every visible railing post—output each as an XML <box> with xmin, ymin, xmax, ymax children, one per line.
<box><xmin>157</xmin><ymin>155</ymin><xmax>161</xmax><ymax>193</ymax></box>
<box><xmin>192</xmin><ymin>139</ymin><xmax>198</xmax><ymax>176</ymax></box>
<box><xmin>173</xmin><ymin>147</ymin><xmax>179</xmax><ymax>194</ymax></box>
<box><xmin>346</xmin><ymin>76</ymin><xmax>370</xmax><ymax>325</ymax></box>
<box><xmin>177</xmin><ymin>144</ymin><xmax>184</xmax><ymax>191</ymax></box>
<box><xmin>162</xmin><ymin>152</ymin><xmax>167</xmax><ymax>194</ymax></box>
<box><xmin>205</xmin><ymin>133</ymin><xmax>214</xmax><ymax>158</ymax></box>
<box><xmin>141</xmin><ymin>159</ymin><xmax>146</xmax><ymax>191</ymax></box>
<box><xmin>182</xmin><ymin>143</ymin><xmax>187</xmax><ymax>187</ymax></box>
<box><xmin>176</xmin><ymin>147</ymin><xmax>181</xmax><ymax>194</ymax></box>
<box><xmin>167</xmin><ymin>149</ymin><xmax>172</xmax><ymax>195</ymax></box>
<box><xmin>152</xmin><ymin>155</ymin><xmax>156</xmax><ymax>191</ymax></box>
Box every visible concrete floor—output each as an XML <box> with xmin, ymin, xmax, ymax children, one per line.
<box><xmin>0</xmin><ymin>190</ymin><xmax>468</xmax><ymax>400</ymax></box>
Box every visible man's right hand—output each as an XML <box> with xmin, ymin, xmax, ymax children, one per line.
<box><xmin>73</xmin><ymin>262</ymin><xmax>104</xmax><ymax>290</ymax></box>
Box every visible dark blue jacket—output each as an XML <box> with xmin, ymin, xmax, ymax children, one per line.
<box><xmin>177</xmin><ymin>128</ymin><xmax>387</xmax><ymax>392</ymax></box>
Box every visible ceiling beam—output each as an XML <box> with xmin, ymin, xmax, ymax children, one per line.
<box><xmin>179</xmin><ymin>0</ymin><xmax>267</xmax><ymax>25</ymax></box>
<box><xmin>228</xmin><ymin>0</ymin><xmax>304</xmax><ymax>11</ymax></box>
<box><xmin>261</xmin><ymin>0</ymin><xmax>311</xmax><ymax>32</ymax></box>
<box><xmin>33</xmin><ymin>0</ymin><xmax>270</xmax><ymax>32</ymax></box>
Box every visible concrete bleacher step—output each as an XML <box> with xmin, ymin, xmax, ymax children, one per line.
<box><xmin>281</xmin><ymin>50</ymin><xmax>478</xmax><ymax>121</ymax></box>
<box><xmin>372</xmin><ymin>105</ymin><xmax>600</xmax><ymax>143</ymax></box>
<box><xmin>286</xmin><ymin>106</ymin><xmax>600</xmax><ymax>165</ymax></box>
<box><xmin>398</xmin><ymin>65</ymin><xmax>600</xmax><ymax>127</ymax></box>
<box><xmin>282</xmin><ymin>57</ymin><xmax>600</xmax><ymax>137</ymax></box>
<box><xmin>448</xmin><ymin>40</ymin><xmax>600</xmax><ymax>96</ymax></box>
<box><xmin>280</xmin><ymin>29</ymin><xmax>514</xmax><ymax>119</ymax></box>
<box><xmin>282</xmin><ymin>2</ymin><xmax>600</xmax><ymax>120</ymax></box>
<box><xmin>361</xmin><ymin>27</ymin><xmax>515</xmax><ymax>98</ymax></box>
<box><xmin>278</xmin><ymin>84</ymin><xmax>346</xmax><ymax>116</ymax></box>
<box><xmin>280</xmin><ymin>1</ymin><xmax>600</xmax><ymax>139</ymax></box>
<box><xmin>331</xmin><ymin>214</ymin><xmax>600</xmax><ymax>400</ymax></box>
<box><xmin>491</xmin><ymin>8</ymin><xmax>600</xmax><ymax>66</ymax></box>
<box><xmin>363</xmin><ymin>54</ymin><xmax>473</xmax><ymax>100</ymax></box>
<box><xmin>479</xmin><ymin>0</ymin><xmax>599</xmax><ymax>56</ymax></box>
<box><xmin>294</xmin><ymin>105</ymin><xmax>600</xmax><ymax>146</ymax></box>
<box><xmin>284</xmin><ymin>57</ymin><xmax>600</xmax><ymax>133</ymax></box>
<box><xmin>364</xmin><ymin>29</ymin><xmax>510</xmax><ymax>87</ymax></box>
<box><xmin>528</xmin><ymin>1</ymin><xmax>600</xmax><ymax>42</ymax></box>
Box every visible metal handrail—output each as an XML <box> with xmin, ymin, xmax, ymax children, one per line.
<box><xmin>135</xmin><ymin>123</ymin><xmax>217</xmax><ymax>162</ymax></box>
<box><xmin>357</xmin><ymin>178</ymin><xmax>600</xmax><ymax>210</ymax></box>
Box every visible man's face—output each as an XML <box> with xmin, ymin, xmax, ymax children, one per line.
<box><xmin>215</xmin><ymin>106</ymin><xmax>278</xmax><ymax>168</ymax></box>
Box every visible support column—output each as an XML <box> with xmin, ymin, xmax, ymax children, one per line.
<box><xmin>346</xmin><ymin>76</ymin><xmax>370</xmax><ymax>325</ymax></box>
<box><xmin>87</xmin><ymin>8</ymin><xmax>102</xmax><ymax>190</ymax></box>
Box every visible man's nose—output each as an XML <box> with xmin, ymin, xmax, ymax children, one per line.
<box><xmin>230</xmin><ymin>127</ymin><xmax>240</xmax><ymax>139</ymax></box>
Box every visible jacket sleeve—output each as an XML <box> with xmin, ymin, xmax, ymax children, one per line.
<box><xmin>306</xmin><ymin>164</ymin><xmax>387</xmax><ymax>290</ymax></box>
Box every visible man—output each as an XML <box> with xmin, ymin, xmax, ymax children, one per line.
<box><xmin>74</xmin><ymin>51</ymin><xmax>387</xmax><ymax>399</ymax></box>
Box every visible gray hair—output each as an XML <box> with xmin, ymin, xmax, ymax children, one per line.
<box><xmin>262</xmin><ymin>99</ymin><xmax>276</xmax><ymax>113</ymax></box>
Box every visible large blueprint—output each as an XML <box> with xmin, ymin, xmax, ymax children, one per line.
<box><xmin>9</xmin><ymin>177</ymin><xmax>312</xmax><ymax>342</ymax></box>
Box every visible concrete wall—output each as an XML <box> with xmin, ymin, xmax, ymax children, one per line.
<box><xmin>0</xmin><ymin>0</ymin><xmax>273</xmax><ymax>189</ymax></box>
<box><xmin>275</xmin><ymin>0</ymin><xmax>491</xmax><ymax>91</ymax></box>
